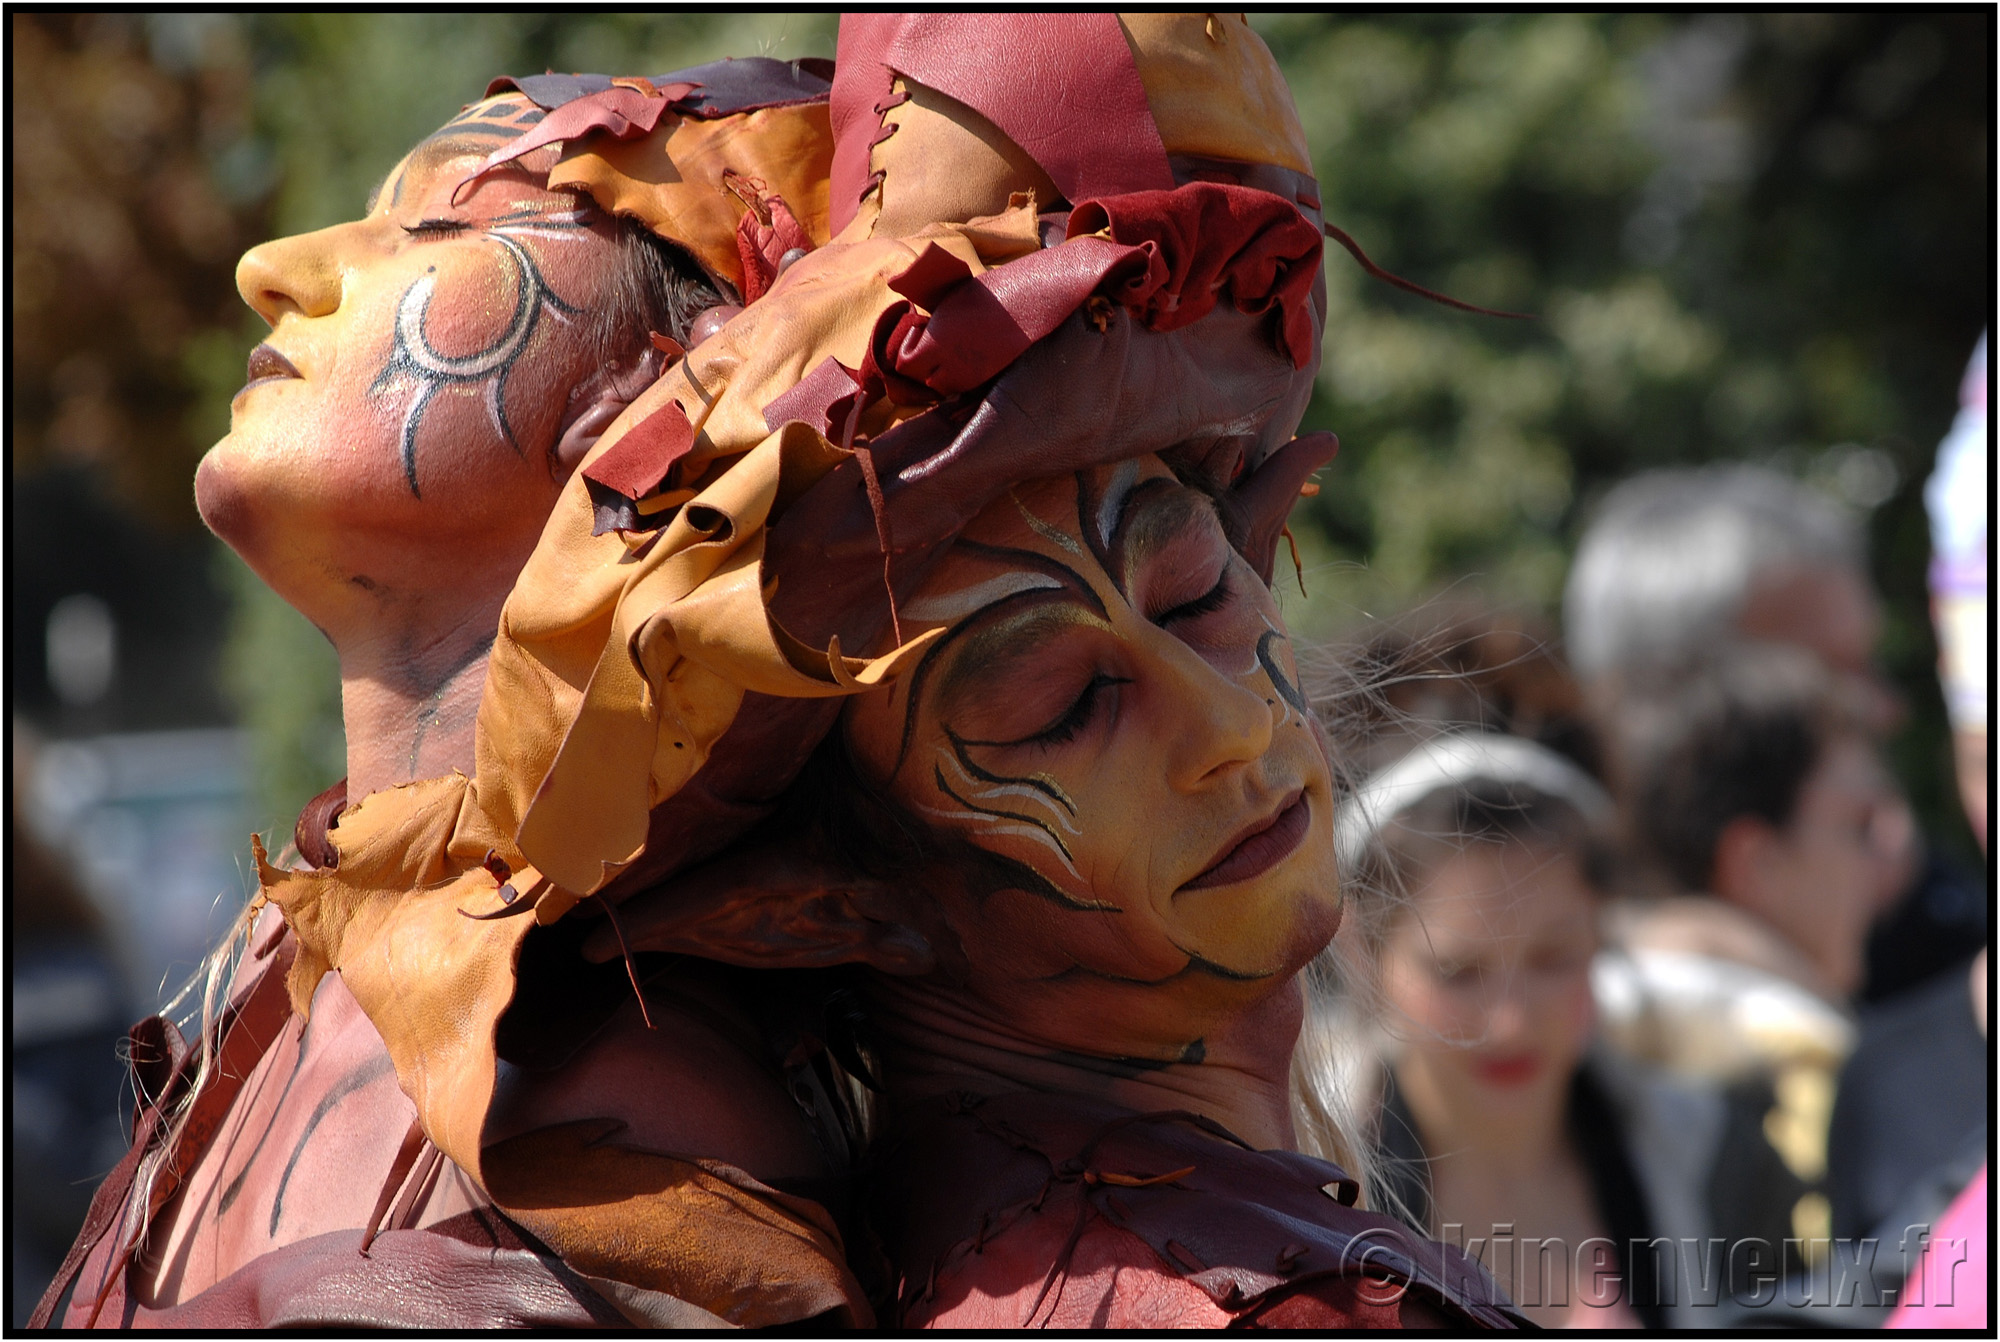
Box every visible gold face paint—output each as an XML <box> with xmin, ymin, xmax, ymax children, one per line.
<box><xmin>844</xmin><ymin>456</ymin><xmax>1342</xmax><ymax>1058</ymax></box>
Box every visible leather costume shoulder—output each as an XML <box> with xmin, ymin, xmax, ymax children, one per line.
<box><xmin>866</xmin><ymin>1090</ymin><xmax>1527</xmax><ymax>1329</ymax></box>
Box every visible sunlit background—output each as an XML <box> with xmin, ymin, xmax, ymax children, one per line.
<box><xmin>10</xmin><ymin>12</ymin><xmax>1987</xmax><ymax>1318</ymax></box>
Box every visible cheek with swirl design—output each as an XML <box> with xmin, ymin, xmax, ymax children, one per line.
<box><xmin>369</xmin><ymin>211</ymin><xmax>591</xmax><ymax>498</ymax></box>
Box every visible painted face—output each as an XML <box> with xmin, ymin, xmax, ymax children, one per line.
<box><xmin>1378</xmin><ymin>842</ymin><xmax>1599</xmax><ymax>1110</ymax></box>
<box><xmin>842</xmin><ymin>456</ymin><xmax>1341</xmax><ymax>1059</ymax></box>
<box><xmin>196</xmin><ymin>96</ymin><xmax>632</xmax><ymax>595</ymax></box>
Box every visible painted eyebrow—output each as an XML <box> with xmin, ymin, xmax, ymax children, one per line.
<box><xmin>891</xmin><ymin>541</ymin><xmax>1107</xmax><ymax>773</ymax></box>
<box><xmin>1113</xmin><ymin>479</ymin><xmax>1225</xmax><ymax>597</ymax></box>
<box><xmin>932</xmin><ymin>600</ymin><xmax>1112</xmax><ymax>730</ymax></box>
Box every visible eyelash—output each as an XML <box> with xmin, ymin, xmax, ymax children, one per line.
<box><xmin>1029</xmin><ymin>673</ymin><xmax>1131</xmax><ymax>746</ymax></box>
<box><xmin>403</xmin><ymin>218</ymin><xmax>470</xmax><ymax>237</ymax></box>
<box><xmin>1154</xmin><ymin>570</ymin><xmax>1231</xmax><ymax>626</ymax></box>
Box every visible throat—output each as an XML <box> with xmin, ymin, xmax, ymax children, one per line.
<box><xmin>867</xmin><ymin>978</ymin><xmax>1303</xmax><ymax>1152</ymax></box>
<box><xmin>339</xmin><ymin>632</ymin><xmax>495</xmax><ymax>802</ymax></box>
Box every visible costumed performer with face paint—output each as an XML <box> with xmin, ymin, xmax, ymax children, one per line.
<box><xmin>484</xmin><ymin>14</ymin><xmax>1519</xmax><ymax>1327</ymax></box>
<box><xmin>36</xmin><ymin>59</ymin><xmax>884</xmax><ymax>1330</ymax></box>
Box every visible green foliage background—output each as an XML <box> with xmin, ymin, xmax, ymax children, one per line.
<box><xmin>181</xmin><ymin>13</ymin><xmax>1987</xmax><ymax>856</ymax></box>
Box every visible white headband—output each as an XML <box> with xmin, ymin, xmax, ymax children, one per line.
<box><xmin>1334</xmin><ymin>731</ymin><xmax>1613</xmax><ymax>872</ymax></box>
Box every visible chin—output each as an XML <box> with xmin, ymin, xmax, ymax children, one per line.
<box><xmin>194</xmin><ymin>446</ymin><xmax>262</xmax><ymax>555</ymax></box>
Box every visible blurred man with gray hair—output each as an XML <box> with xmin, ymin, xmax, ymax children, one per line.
<box><xmin>1563</xmin><ymin>463</ymin><xmax>1894</xmax><ymax>729</ymax></box>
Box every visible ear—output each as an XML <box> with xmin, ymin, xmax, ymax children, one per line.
<box><xmin>1708</xmin><ymin>814</ymin><xmax>1779</xmax><ymax>911</ymax></box>
<box><xmin>580</xmin><ymin>846</ymin><xmax>936</xmax><ymax>977</ymax></box>
<box><xmin>551</xmin><ymin>346</ymin><xmax>668</xmax><ymax>478</ymax></box>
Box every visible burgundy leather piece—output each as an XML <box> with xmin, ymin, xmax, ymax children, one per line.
<box><xmin>830</xmin><ymin>13</ymin><xmax>1174</xmax><ymax>238</ymax></box>
<box><xmin>294</xmin><ymin>776</ymin><xmax>348</xmax><ymax>870</ymax></box>
<box><xmin>80</xmin><ymin>1222</ymin><xmax>625</xmax><ymax>1330</ymax></box>
<box><xmin>736</xmin><ymin>195</ymin><xmax>815</xmax><ymax>304</ymax></box>
<box><xmin>457</xmin><ymin>82</ymin><xmax>694</xmax><ymax>200</ymax></box>
<box><xmin>1235</xmin><ymin>431</ymin><xmax>1341</xmax><ymax>586</ymax></box>
<box><xmin>1069</xmin><ymin>183</ymin><xmax>1325</xmax><ymax>368</ymax></box>
<box><xmin>827</xmin><ymin>18</ymin><xmax>898</xmax><ymax>233</ymax></box>
<box><xmin>869</xmin><ymin>1091</ymin><xmax>1526</xmax><ymax>1330</ymax></box>
<box><xmin>886</xmin><ymin>239</ymin><xmax>976</xmax><ymax>308</ymax></box>
<box><xmin>890</xmin><ymin>237</ymin><xmax>1156</xmax><ymax>397</ymax></box>
<box><xmin>488</xmin><ymin>58</ymin><xmax>831</xmax><ymax>120</ymax></box>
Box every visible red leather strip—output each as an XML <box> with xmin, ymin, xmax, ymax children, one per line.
<box><xmin>827</xmin><ymin>17</ymin><xmax>899</xmax><ymax>233</ymax></box>
<box><xmin>451</xmin><ymin>82</ymin><xmax>694</xmax><ymax>204</ymax></box>
<box><xmin>580</xmin><ymin>400</ymin><xmax>695</xmax><ymax>501</ymax></box>
<box><xmin>761</xmin><ymin>355</ymin><xmax>870</xmax><ymax>440</ymax></box>
<box><xmin>875</xmin><ymin>14</ymin><xmax>1173</xmax><ymax>205</ymax></box>
<box><xmin>294</xmin><ymin>776</ymin><xmax>348</xmax><ymax>870</ymax></box>
<box><xmin>1069</xmin><ymin>183</ymin><xmax>1325</xmax><ymax>367</ymax></box>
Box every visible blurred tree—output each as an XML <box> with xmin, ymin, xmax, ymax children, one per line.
<box><xmin>12</xmin><ymin>13</ymin><xmax>268</xmax><ymax>523</ymax></box>
<box><xmin>1255</xmin><ymin>12</ymin><xmax>1988</xmax><ymax>858</ymax></box>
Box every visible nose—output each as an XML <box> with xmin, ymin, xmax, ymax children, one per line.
<box><xmin>1151</xmin><ymin>628</ymin><xmax>1275</xmax><ymax>791</ymax></box>
<box><xmin>236</xmin><ymin>226</ymin><xmax>346</xmax><ymax>327</ymax></box>
<box><xmin>1485</xmin><ymin>986</ymin><xmax>1530</xmax><ymax>1044</ymax></box>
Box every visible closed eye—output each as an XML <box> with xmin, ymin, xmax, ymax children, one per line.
<box><xmin>402</xmin><ymin>218</ymin><xmax>470</xmax><ymax>237</ymax></box>
<box><xmin>959</xmin><ymin>672</ymin><xmax>1132</xmax><ymax>750</ymax></box>
<box><xmin>1028</xmin><ymin>674</ymin><xmax>1130</xmax><ymax>746</ymax></box>
<box><xmin>1153</xmin><ymin>570</ymin><xmax>1231</xmax><ymax>627</ymax></box>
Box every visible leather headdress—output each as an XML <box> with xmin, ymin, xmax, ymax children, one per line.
<box><xmin>255</xmin><ymin>17</ymin><xmax>1335</xmax><ymax>1324</ymax></box>
<box><xmin>474</xmin><ymin>57</ymin><xmax>837</xmax><ymax>300</ymax></box>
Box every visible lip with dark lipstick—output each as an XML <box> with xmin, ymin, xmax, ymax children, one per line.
<box><xmin>1179</xmin><ymin>789</ymin><xmax>1310</xmax><ymax>892</ymax></box>
<box><xmin>1471</xmin><ymin>1052</ymin><xmax>1544</xmax><ymax>1087</ymax></box>
<box><xmin>237</xmin><ymin>343</ymin><xmax>302</xmax><ymax>399</ymax></box>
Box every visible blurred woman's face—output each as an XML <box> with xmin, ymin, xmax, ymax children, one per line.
<box><xmin>843</xmin><ymin>457</ymin><xmax>1341</xmax><ymax>1060</ymax></box>
<box><xmin>196</xmin><ymin>95</ymin><xmax>631</xmax><ymax>592</ymax></box>
<box><xmin>1378</xmin><ymin>841</ymin><xmax>1598</xmax><ymax>1113</ymax></box>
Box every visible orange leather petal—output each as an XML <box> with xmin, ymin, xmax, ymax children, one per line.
<box><xmin>483</xmin><ymin>1120</ymin><xmax>870</xmax><ymax>1328</ymax></box>
<box><xmin>1120</xmin><ymin>14</ymin><xmax>1314</xmax><ymax>176</ymax></box>
<box><xmin>549</xmin><ymin>101</ymin><xmax>835</xmax><ymax>294</ymax></box>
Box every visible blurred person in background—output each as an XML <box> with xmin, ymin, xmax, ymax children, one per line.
<box><xmin>1836</xmin><ymin>333</ymin><xmax>1988</xmax><ymax>1327</ymax></box>
<box><xmin>1595</xmin><ymin>640</ymin><xmax>1913</xmax><ymax>1273</ymax></box>
<box><xmin>1314</xmin><ymin>731</ymin><xmax>1798</xmax><ymax>1327</ymax></box>
<box><xmin>1563</xmin><ymin>464</ymin><xmax>1981</xmax><ymax>1004</ymax></box>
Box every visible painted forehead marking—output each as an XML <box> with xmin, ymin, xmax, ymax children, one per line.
<box><xmin>1096</xmin><ymin>459</ymin><xmax>1141</xmax><ymax>551</ymax></box>
<box><xmin>369</xmin><ymin>100</ymin><xmax>548</xmax><ymax>211</ymax></box>
<box><xmin>902</xmin><ymin>572</ymin><xmax>1064</xmax><ymax>626</ymax></box>
<box><xmin>1010</xmin><ymin>490</ymin><xmax>1085</xmax><ymax>558</ymax></box>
